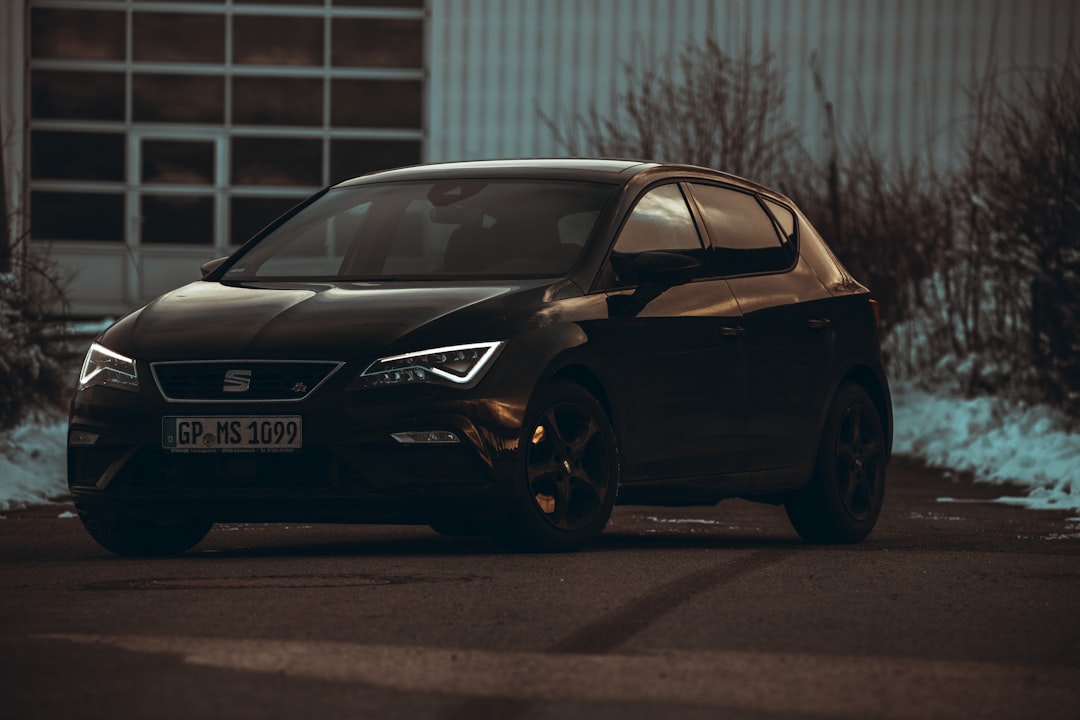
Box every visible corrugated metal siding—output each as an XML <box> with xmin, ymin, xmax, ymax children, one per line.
<box><xmin>426</xmin><ymin>0</ymin><xmax>1078</xmax><ymax>168</ymax></box>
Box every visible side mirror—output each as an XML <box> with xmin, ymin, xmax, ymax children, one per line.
<box><xmin>606</xmin><ymin>251</ymin><xmax>702</xmax><ymax>318</ymax></box>
<box><xmin>200</xmin><ymin>256</ymin><xmax>229</xmax><ymax>278</ymax></box>
<box><xmin>612</xmin><ymin>250</ymin><xmax>701</xmax><ymax>288</ymax></box>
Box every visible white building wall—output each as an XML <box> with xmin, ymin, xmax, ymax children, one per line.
<box><xmin>426</xmin><ymin>0</ymin><xmax>1079</xmax><ymax>168</ymax></box>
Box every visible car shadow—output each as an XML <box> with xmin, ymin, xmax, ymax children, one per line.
<box><xmin>182</xmin><ymin>525</ymin><xmax>807</xmax><ymax>560</ymax></box>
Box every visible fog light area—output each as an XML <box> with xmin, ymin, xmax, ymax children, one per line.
<box><xmin>68</xmin><ymin>430</ymin><xmax>99</xmax><ymax>446</ymax></box>
<box><xmin>390</xmin><ymin>431</ymin><xmax>460</xmax><ymax>445</ymax></box>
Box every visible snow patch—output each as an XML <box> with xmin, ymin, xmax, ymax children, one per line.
<box><xmin>893</xmin><ymin>381</ymin><xmax>1080</xmax><ymax>513</ymax></box>
<box><xmin>0</xmin><ymin>419</ymin><xmax>68</xmax><ymax>510</ymax></box>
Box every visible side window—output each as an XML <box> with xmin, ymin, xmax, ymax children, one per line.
<box><xmin>762</xmin><ymin>197</ymin><xmax>797</xmax><ymax>245</ymax></box>
<box><xmin>690</xmin><ymin>184</ymin><xmax>795</xmax><ymax>276</ymax></box>
<box><xmin>605</xmin><ymin>183</ymin><xmax>704</xmax><ymax>287</ymax></box>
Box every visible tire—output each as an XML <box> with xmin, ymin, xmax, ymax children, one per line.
<box><xmin>786</xmin><ymin>383</ymin><xmax>887</xmax><ymax>543</ymax></box>
<box><xmin>77</xmin><ymin>510</ymin><xmax>212</xmax><ymax>556</ymax></box>
<box><xmin>499</xmin><ymin>382</ymin><xmax>619</xmax><ymax>552</ymax></box>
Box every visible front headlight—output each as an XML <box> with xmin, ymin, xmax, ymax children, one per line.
<box><xmin>79</xmin><ymin>342</ymin><xmax>139</xmax><ymax>392</ymax></box>
<box><xmin>353</xmin><ymin>341</ymin><xmax>505</xmax><ymax>389</ymax></box>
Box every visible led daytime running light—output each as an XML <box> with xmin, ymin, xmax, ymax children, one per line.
<box><xmin>358</xmin><ymin>341</ymin><xmax>504</xmax><ymax>388</ymax></box>
<box><xmin>79</xmin><ymin>342</ymin><xmax>139</xmax><ymax>391</ymax></box>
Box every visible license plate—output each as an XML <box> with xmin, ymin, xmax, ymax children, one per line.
<box><xmin>162</xmin><ymin>416</ymin><xmax>302</xmax><ymax>452</ymax></box>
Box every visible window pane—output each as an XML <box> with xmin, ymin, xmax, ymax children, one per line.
<box><xmin>133</xmin><ymin>13</ymin><xmax>225</xmax><ymax>63</ymax></box>
<box><xmin>233</xmin><ymin>77</ymin><xmax>322</xmax><ymax>126</ymax></box>
<box><xmin>234</xmin><ymin>16</ymin><xmax>323</xmax><ymax>66</ymax></box>
<box><xmin>31</xmin><ymin>131</ymin><xmax>125</xmax><ymax>182</ymax></box>
<box><xmin>608</xmin><ymin>184</ymin><xmax>703</xmax><ymax>287</ymax></box>
<box><xmin>692</xmin><ymin>185</ymin><xmax>781</xmax><ymax>251</ymax></box>
<box><xmin>141</xmin><ymin>196</ymin><xmax>214</xmax><ymax>245</ymax></box>
<box><xmin>31</xmin><ymin>8</ymin><xmax>124</xmax><ymax>60</ymax></box>
<box><xmin>31</xmin><ymin>192</ymin><xmax>124</xmax><ymax>242</ymax></box>
<box><xmin>614</xmin><ymin>185</ymin><xmax>702</xmax><ymax>255</ymax></box>
<box><xmin>231</xmin><ymin>197</ymin><xmax>303</xmax><ymax>246</ymax></box>
<box><xmin>691</xmin><ymin>185</ymin><xmax>793</xmax><ymax>276</ymax></box>
<box><xmin>331</xmin><ymin>79</ymin><xmax>422</xmax><ymax>128</ymax></box>
<box><xmin>332</xmin><ymin>18</ymin><xmax>422</xmax><ymax>67</ymax></box>
<box><xmin>330</xmin><ymin>139</ymin><xmax>421</xmax><ymax>183</ymax></box>
<box><xmin>31</xmin><ymin>71</ymin><xmax>124</xmax><ymax>121</ymax></box>
<box><xmin>232</xmin><ymin>137</ymin><xmax>322</xmax><ymax>186</ymax></box>
<box><xmin>134</xmin><ymin>75</ymin><xmax>225</xmax><ymax>123</ymax></box>
<box><xmin>763</xmin><ymin>198</ymin><xmax>797</xmax><ymax>242</ymax></box>
<box><xmin>142</xmin><ymin>140</ymin><xmax>214</xmax><ymax>185</ymax></box>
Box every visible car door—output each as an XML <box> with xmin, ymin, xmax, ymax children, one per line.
<box><xmin>686</xmin><ymin>184</ymin><xmax>835</xmax><ymax>472</ymax></box>
<box><xmin>595</xmin><ymin>182</ymin><xmax>748</xmax><ymax>483</ymax></box>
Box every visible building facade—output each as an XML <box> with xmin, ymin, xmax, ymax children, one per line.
<box><xmin>1</xmin><ymin>0</ymin><xmax>1075</xmax><ymax>316</ymax></box>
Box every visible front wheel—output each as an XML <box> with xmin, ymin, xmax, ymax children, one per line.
<box><xmin>499</xmin><ymin>382</ymin><xmax>618</xmax><ymax>552</ymax></box>
<box><xmin>786</xmin><ymin>383</ymin><xmax>887</xmax><ymax>543</ymax></box>
<box><xmin>77</xmin><ymin>510</ymin><xmax>212</xmax><ymax>556</ymax></box>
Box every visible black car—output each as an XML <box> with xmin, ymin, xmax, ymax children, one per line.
<box><xmin>69</xmin><ymin>159</ymin><xmax>891</xmax><ymax>554</ymax></box>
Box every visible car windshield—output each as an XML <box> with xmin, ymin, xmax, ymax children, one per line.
<box><xmin>222</xmin><ymin>179</ymin><xmax>616</xmax><ymax>280</ymax></box>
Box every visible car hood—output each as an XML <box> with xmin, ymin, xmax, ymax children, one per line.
<box><xmin>102</xmin><ymin>279</ymin><xmax>558</xmax><ymax>361</ymax></box>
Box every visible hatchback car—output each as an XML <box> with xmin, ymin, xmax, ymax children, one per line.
<box><xmin>69</xmin><ymin>159</ymin><xmax>891</xmax><ymax>555</ymax></box>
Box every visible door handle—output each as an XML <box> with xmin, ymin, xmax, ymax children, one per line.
<box><xmin>807</xmin><ymin>318</ymin><xmax>832</xmax><ymax>330</ymax></box>
<box><xmin>719</xmin><ymin>325</ymin><xmax>746</xmax><ymax>337</ymax></box>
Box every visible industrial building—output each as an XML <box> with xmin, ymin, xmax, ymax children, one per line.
<box><xmin>1</xmin><ymin>0</ymin><xmax>1074</xmax><ymax>316</ymax></box>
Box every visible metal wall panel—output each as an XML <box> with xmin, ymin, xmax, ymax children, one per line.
<box><xmin>426</xmin><ymin>0</ymin><xmax>1078</xmax><ymax>169</ymax></box>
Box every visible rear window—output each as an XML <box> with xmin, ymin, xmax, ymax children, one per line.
<box><xmin>223</xmin><ymin>180</ymin><xmax>615</xmax><ymax>280</ymax></box>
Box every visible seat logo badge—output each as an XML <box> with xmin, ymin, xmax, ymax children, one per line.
<box><xmin>223</xmin><ymin>369</ymin><xmax>252</xmax><ymax>393</ymax></box>
<box><xmin>290</xmin><ymin>382</ymin><xmax>308</xmax><ymax>394</ymax></box>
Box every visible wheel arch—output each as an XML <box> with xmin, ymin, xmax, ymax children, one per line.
<box><xmin>836</xmin><ymin>363</ymin><xmax>893</xmax><ymax>460</ymax></box>
<box><xmin>548</xmin><ymin>363</ymin><xmax>614</xmax><ymax>424</ymax></box>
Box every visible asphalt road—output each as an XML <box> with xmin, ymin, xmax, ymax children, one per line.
<box><xmin>2</xmin><ymin>459</ymin><xmax>1079</xmax><ymax>720</ymax></box>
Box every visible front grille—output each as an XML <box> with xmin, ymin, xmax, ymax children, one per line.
<box><xmin>151</xmin><ymin>361</ymin><xmax>342</xmax><ymax>401</ymax></box>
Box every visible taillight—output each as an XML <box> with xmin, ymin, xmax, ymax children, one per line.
<box><xmin>869</xmin><ymin>298</ymin><xmax>881</xmax><ymax>331</ymax></box>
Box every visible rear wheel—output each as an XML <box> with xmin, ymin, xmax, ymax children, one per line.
<box><xmin>786</xmin><ymin>383</ymin><xmax>887</xmax><ymax>543</ymax></box>
<box><xmin>499</xmin><ymin>382</ymin><xmax>618</xmax><ymax>552</ymax></box>
<box><xmin>77</xmin><ymin>511</ymin><xmax>212</xmax><ymax>556</ymax></box>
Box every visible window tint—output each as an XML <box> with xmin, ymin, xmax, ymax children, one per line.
<box><xmin>763</xmin><ymin>198</ymin><xmax>797</xmax><ymax>242</ymax></box>
<box><xmin>231</xmin><ymin>196</ymin><xmax>305</xmax><ymax>246</ymax></box>
<box><xmin>133</xmin><ymin>75</ymin><xmax>224</xmax><ymax>123</ymax></box>
<box><xmin>141</xmin><ymin>196</ymin><xmax>214</xmax><ymax>245</ymax></box>
<box><xmin>331</xmin><ymin>18</ymin><xmax>423</xmax><ymax>67</ymax></box>
<box><xmin>233</xmin><ymin>77</ymin><xmax>323</xmax><ymax>126</ymax></box>
<box><xmin>607</xmin><ymin>184</ymin><xmax>703</xmax><ymax>287</ymax></box>
<box><xmin>690</xmin><ymin>184</ymin><xmax>794</xmax><ymax>276</ymax></box>
<box><xmin>331</xmin><ymin>79</ymin><xmax>423</xmax><ymax>128</ymax></box>
<box><xmin>31</xmin><ymin>192</ymin><xmax>124</xmax><ymax>241</ymax></box>
<box><xmin>31</xmin><ymin>9</ymin><xmax>124</xmax><ymax>60</ymax></box>
<box><xmin>32</xmin><ymin>71</ymin><xmax>125</xmax><ymax>121</ymax></box>
<box><xmin>232</xmin><ymin>137</ymin><xmax>322</xmax><ymax>187</ymax></box>
<box><xmin>32</xmin><ymin>131</ymin><xmax>125</xmax><ymax>182</ymax></box>
<box><xmin>226</xmin><ymin>181</ymin><xmax>612</xmax><ymax>279</ymax></box>
<box><xmin>330</xmin><ymin>139</ymin><xmax>422</xmax><ymax>183</ymax></box>
<box><xmin>234</xmin><ymin>15</ymin><xmax>323</xmax><ymax>66</ymax></box>
<box><xmin>133</xmin><ymin>13</ymin><xmax>225</xmax><ymax>63</ymax></box>
<box><xmin>142</xmin><ymin>140</ymin><xmax>214</xmax><ymax>185</ymax></box>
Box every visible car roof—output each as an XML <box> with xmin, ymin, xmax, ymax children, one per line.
<box><xmin>332</xmin><ymin>158</ymin><xmax>781</xmax><ymax>197</ymax></box>
<box><xmin>333</xmin><ymin>158</ymin><xmax>655</xmax><ymax>186</ymax></box>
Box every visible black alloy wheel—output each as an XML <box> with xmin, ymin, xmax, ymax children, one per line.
<box><xmin>502</xmin><ymin>382</ymin><xmax>618</xmax><ymax>551</ymax></box>
<box><xmin>77</xmin><ymin>511</ymin><xmax>213</xmax><ymax>556</ymax></box>
<box><xmin>786</xmin><ymin>383</ymin><xmax>886</xmax><ymax>543</ymax></box>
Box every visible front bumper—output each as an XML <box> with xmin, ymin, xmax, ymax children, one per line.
<box><xmin>68</xmin><ymin>365</ymin><xmax>529</xmax><ymax>524</ymax></box>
